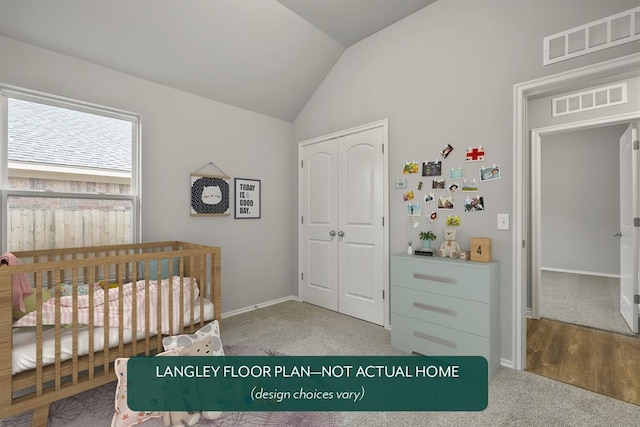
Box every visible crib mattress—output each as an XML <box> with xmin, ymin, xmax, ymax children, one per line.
<box><xmin>11</xmin><ymin>298</ymin><xmax>214</xmax><ymax>375</ymax></box>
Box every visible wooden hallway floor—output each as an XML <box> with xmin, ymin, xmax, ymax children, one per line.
<box><xmin>527</xmin><ymin>318</ymin><xmax>640</xmax><ymax>406</ymax></box>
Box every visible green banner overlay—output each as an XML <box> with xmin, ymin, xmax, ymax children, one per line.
<box><xmin>127</xmin><ymin>355</ymin><xmax>487</xmax><ymax>412</ymax></box>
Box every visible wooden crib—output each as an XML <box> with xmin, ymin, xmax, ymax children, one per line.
<box><xmin>0</xmin><ymin>241</ymin><xmax>221</xmax><ymax>427</ymax></box>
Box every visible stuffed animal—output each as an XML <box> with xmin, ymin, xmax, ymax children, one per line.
<box><xmin>176</xmin><ymin>336</ymin><xmax>223</xmax><ymax>423</ymax></box>
<box><xmin>162</xmin><ymin>411</ymin><xmax>200</xmax><ymax>427</ymax></box>
<box><xmin>437</xmin><ymin>227</ymin><xmax>460</xmax><ymax>258</ymax></box>
<box><xmin>202</xmin><ymin>411</ymin><xmax>223</xmax><ymax>420</ymax></box>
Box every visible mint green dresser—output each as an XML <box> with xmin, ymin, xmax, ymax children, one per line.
<box><xmin>390</xmin><ymin>255</ymin><xmax>500</xmax><ymax>379</ymax></box>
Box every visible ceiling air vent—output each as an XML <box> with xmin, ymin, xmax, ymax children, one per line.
<box><xmin>543</xmin><ymin>6</ymin><xmax>640</xmax><ymax>65</ymax></box>
<box><xmin>552</xmin><ymin>82</ymin><xmax>628</xmax><ymax>117</ymax></box>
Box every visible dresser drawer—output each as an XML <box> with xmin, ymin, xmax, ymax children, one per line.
<box><xmin>390</xmin><ymin>313</ymin><xmax>490</xmax><ymax>361</ymax></box>
<box><xmin>391</xmin><ymin>286</ymin><xmax>490</xmax><ymax>337</ymax></box>
<box><xmin>391</xmin><ymin>256</ymin><xmax>494</xmax><ymax>302</ymax></box>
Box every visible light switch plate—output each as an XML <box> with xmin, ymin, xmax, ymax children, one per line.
<box><xmin>497</xmin><ymin>214</ymin><xmax>509</xmax><ymax>230</ymax></box>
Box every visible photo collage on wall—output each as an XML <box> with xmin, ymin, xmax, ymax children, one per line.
<box><xmin>398</xmin><ymin>144</ymin><xmax>503</xmax><ymax>225</ymax></box>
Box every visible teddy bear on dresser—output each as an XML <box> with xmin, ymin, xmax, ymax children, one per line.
<box><xmin>437</xmin><ymin>227</ymin><xmax>460</xmax><ymax>258</ymax></box>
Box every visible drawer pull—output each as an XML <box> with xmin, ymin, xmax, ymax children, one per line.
<box><xmin>414</xmin><ymin>331</ymin><xmax>457</xmax><ymax>349</ymax></box>
<box><xmin>413</xmin><ymin>302</ymin><xmax>457</xmax><ymax>317</ymax></box>
<box><xmin>413</xmin><ymin>273</ymin><xmax>457</xmax><ymax>284</ymax></box>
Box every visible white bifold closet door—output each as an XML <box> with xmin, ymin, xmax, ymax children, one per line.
<box><xmin>300</xmin><ymin>124</ymin><xmax>385</xmax><ymax>325</ymax></box>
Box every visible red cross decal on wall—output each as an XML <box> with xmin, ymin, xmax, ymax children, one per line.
<box><xmin>465</xmin><ymin>147</ymin><xmax>485</xmax><ymax>162</ymax></box>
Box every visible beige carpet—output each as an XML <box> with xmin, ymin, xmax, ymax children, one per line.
<box><xmin>540</xmin><ymin>270</ymin><xmax>632</xmax><ymax>335</ymax></box>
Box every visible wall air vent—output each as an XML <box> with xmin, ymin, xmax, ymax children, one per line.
<box><xmin>543</xmin><ymin>6</ymin><xmax>640</xmax><ymax>65</ymax></box>
<box><xmin>551</xmin><ymin>82</ymin><xmax>628</xmax><ymax>117</ymax></box>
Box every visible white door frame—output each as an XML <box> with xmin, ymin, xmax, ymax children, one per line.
<box><xmin>513</xmin><ymin>52</ymin><xmax>640</xmax><ymax>371</ymax></box>
<box><xmin>530</xmin><ymin>113</ymin><xmax>640</xmax><ymax>320</ymax></box>
<box><xmin>297</xmin><ymin>119</ymin><xmax>390</xmax><ymax>329</ymax></box>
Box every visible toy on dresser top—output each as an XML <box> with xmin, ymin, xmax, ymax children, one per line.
<box><xmin>431</xmin><ymin>229</ymin><xmax>493</xmax><ymax>262</ymax></box>
<box><xmin>437</xmin><ymin>228</ymin><xmax>460</xmax><ymax>259</ymax></box>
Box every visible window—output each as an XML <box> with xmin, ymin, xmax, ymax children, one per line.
<box><xmin>1</xmin><ymin>88</ymin><xmax>140</xmax><ymax>251</ymax></box>
<box><xmin>543</xmin><ymin>6</ymin><xmax>640</xmax><ymax>65</ymax></box>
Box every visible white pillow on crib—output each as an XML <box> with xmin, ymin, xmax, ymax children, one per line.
<box><xmin>162</xmin><ymin>320</ymin><xmax>223</xmax><ymax>355</ymax></box>
<box><xmin>111</xmin><ymin>347</ymin><xmax>182</xmax><ymax>427</ymax></box>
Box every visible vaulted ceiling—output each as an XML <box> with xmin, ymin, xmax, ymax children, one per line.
<box><xmin>0</xmin><ymin>0</ymin><xmax>437</xmax><ymax>121</ymax></box>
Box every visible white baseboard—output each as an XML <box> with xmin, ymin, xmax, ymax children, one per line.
<box><xmin>221</xmin><ymin>295</ymin><xmax>300</xmax><ymax>319</ymax></box>
<box><xmin>500</xmin><ymin>358</ymin><xmax>515</xmax><ymax>370</ymax></box>
<box><xmin>541</xmin><ymin>267</ymin><xmax>620</xmax><ymax>279</ymax></box>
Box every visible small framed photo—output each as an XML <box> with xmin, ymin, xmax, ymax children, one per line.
<box><xmin>438</xmin><ymin>196</ymin><xmax>454</xmax><ymax>210</ymax></box>
<box><xmin>441</xmin><ymin>144</ymin><xmax>455</xmax><ymax>159</ymax></box>
<box><xmin>407</xmin><ymin>202</ymin><xmax>421</xmax><ymax>217</ymax></box>
<box><xmin>461</xmin><ymin>178</ymin><xmax>478</xmax><ymax>192</ymax></box>
<box><xmin>464</xmin><ymin>196</ymin><xmax>485</xmax><ymax>212</ymax></box>
<box><xmin>403</xmin><ymin>161</ymin><xmax>419</xmax><ymax>174</ymax></box>
<box><xmin>448</xmin><ymin>182</ymin><xmax>461</xmax><ymax>194</ymax></box>
<box><xmin>480</xmin><ymin>165</ymin><xmax>501</xmax><ymax>181</ymax></box>
<box><xmin>465</xmin><ymin>146</ymin><xmax>485</xmax><ymax>162</ymax></box>
<box><xmin>395</xmin><ymin>178</ymin><xmax>408</xmax><ymax>189</ymax></box>
<box><xmin>424</xmin><ymin>192</ymin><xmax>435</xmax><ymax>204</ymax></box>
<box><xmin>422</xmin><ymin>160</ymin><xmax>442</xmax><ymax>177</ymax></box>
<box><xmin>234</xmin><ymin>178</ymin><xmax>261</xmax><ymax>219</ymax></box>
<box><xmin>432</xmin><ymin>179</ymin><xmax>445</xmax><ymax>190</ymax></box>
<box><xmin>429</xmin><ymin>211</ymin><xmax>439</xmax><ymax>222</ymax></box>
<box><xmin>446</xmin><ymin>215</ymin><xmax>461</xmax><ymax>226</ymax></box>
<box><xmin>450</xmin><ymin>167</ymin><xmax>464</xmax><ymax>179</ymax></box>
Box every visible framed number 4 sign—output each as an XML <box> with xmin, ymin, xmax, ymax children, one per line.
<box><xmin>470</xmin><ymin>237</ymin><xmax>492</xmax><ymax>262</ymax></box>
<box><xmin>234</xmin><ymin>178</ymin><xmax>261</xmax><ymax>219</ymax></box>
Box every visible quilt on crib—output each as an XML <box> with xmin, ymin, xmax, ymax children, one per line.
<box><xmin>13</xmin><ymin>276</ymin><xmax>199</xmax><ymax>335</ymax></box>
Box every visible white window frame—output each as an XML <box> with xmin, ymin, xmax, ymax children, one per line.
<box><xmin>0</xmin><ymin>85</ymin><xmax>142</xmax><ymax>252</ymax></box>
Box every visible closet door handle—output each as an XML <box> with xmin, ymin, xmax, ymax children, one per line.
<box><xmin>329</xmin><ymin>230</ymin><xmax>336</xmax><ymax>237</ymax></box>
<box><xmin>337</xmin><ymin>231</ymin><xmax>345</xmax><ymax>237</ymax></box>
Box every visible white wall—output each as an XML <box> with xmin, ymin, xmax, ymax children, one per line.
<box><xmin>541</xmin><ymin>125</ymin><xmax>626</xmax><ymax>276</ymax></box>
<box><xmin>292</xmin><ymin>0</ymin><xmax>640</xmax><ymax>366</ymax></box>
<box><xmin>0</xmin><ymin>36</ymin><xmax>296</xmax><ymax>314</ymax></box>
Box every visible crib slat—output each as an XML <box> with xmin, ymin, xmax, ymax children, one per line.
<box><xmin>144</xmin><ymin>259</ymin><xmax>151</xmax><ymax>355</ymax></box>
<box><xmin>102</xmin><ymin>261</ymin><xmax>110</xmax><ymax>373</ymax></box>
<box><xmin>131</xmin><ymin>260</ymin><xmax>138</xmax><ymax>355</ymax></box>
<box><xmin>179</xmin><ymin>257</ymin><xmax>185</xmax><ymax>334</ymax></box>
<box><xmin>212</xmin><ymin>248</ymin><xmax>222</xmax><ymax>331</ymax></box>
<box><xmin>87</xmin><ymin>266</ymin><xmax>95</xmax><ymax>380</ymax></box>
<box><xmin>168</xmin><ymin>255</ymin><xmax>175</xmax><ymax>336</ymax></box>
<box><xmin>189</xmin><ymin>256</ymin><xmax>195</xmax><ymax>331</ymax></box>
<box><xmin>35</xmin><ymin>272</ymin><xmax>43</xmax><ymax>396</ymax></box>
<box><xmin>155</xmin><ymin>256</ymin><xmax>162</xmax><ymax>351</ymax></box>
<box><xmin>54</xmin><ymin>270</ymin><xmax>62</xmax><ymax>390</ymax></box>
<box><xmin>117</xmin><ymin>261</ymin><xmax>125</xmax><ymax>355</ymax></box>
<box><xmin>199</xmin><ymin>253</ymin><xmax>205</xmax><ymax>328</ymax></box>
<box><xmin>71</xmin><ymin>268</ymin><xmax>79</xmax><ymax>384</ymax></box>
